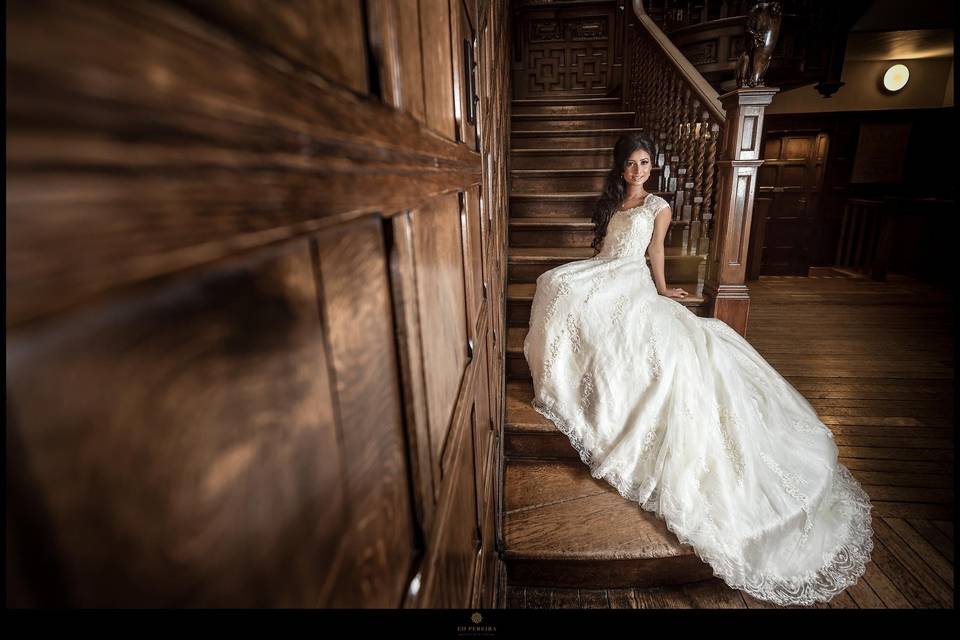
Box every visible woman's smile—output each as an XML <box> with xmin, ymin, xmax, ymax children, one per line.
<box><xmin>623</xmin><ymin>150</ymin><xmax>652</xmax><ymax>187</ymax></box>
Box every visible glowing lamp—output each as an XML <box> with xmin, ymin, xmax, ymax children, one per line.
<box><xmin>882</xmin><ymin>64</ymin><xmax>909</xmax><ymax>92</ymax></box>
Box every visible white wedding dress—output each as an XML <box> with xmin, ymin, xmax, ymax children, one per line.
<box><xmin>523</xmin><ymin>193</ymin><xmax>874</xmax><ymax>606</ymax></box>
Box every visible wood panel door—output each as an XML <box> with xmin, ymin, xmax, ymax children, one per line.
<box><xmin>511</xmin><ymin>0</ymin><xmax>623</xmax><ymax>98</ymax></box>
<box><xmin>748</xmin><ymin>131</ymin><xmax>829</xmax><ymax>278</ymax></box>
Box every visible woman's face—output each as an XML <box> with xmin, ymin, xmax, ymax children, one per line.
<box><xmin>623</xmin><ymin>148</ymin><xmax>652</xmax><ymax>189</ymax></box>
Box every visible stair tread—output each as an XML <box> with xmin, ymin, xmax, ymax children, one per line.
<box><xmin>505</xmin><ymin>380</ymin><xmax>554</xmax><ymax>433</ymax></box>
<box><xmin>504</xmin><ymin>458</ymin><xmax>695</xmax><ymax>560</ymax></box>
<box><xmin>512</xmin><ymin>97</ymin><xmax>621</xmax><ymax>104</ymax></box>
<box><xmin>511</xmin><ymin>147</ymin><xmax>614</xmax><ymax>154</ymax></box>
<box><xmin>512</xmin><ymin>111</ymin><xmax>634</xmax><ymax>118</ymax></box>
<box><xmin>511</xmin><ymin>217</ymin><xmax>594</xmax><ymax>227</ymax></box>
<box><xmin>512</xmin><ymin>127</ymin><xmax>644</xmax><ymax>135</ymax></box>
<box><xmin>509</xmin><ymin>246</ymin><xmax>594</xmax><ymax>259</ymax></box>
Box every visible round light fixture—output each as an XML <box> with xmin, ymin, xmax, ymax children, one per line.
<box><xmin>882</xmin><ymin>64</ymin><xmax>909</xmax><ymax>92</ymax></box>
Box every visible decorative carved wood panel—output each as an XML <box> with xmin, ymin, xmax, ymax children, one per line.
<box><xmin>511</xmin><ymin>0</ymin><xmax>622</xmax><ymax>98</ymax></box>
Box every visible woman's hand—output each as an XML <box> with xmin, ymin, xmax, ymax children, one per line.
<box><xmin>661</xmin><ymin>287</ymin><xmax>689</xmax><ymax>299</ymax></box>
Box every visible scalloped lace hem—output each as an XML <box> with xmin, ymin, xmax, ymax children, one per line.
<box><xmin>530</xmin><ymin>395</ymin><xmax>875</xmax><ymax>607</ymax></box>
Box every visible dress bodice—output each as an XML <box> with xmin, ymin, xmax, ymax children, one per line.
<box><xmin>595</xmin><ymin>193</ymin><xmax>668</xmax><ymax>261</ymax></box>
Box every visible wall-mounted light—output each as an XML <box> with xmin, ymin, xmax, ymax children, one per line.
<box><xmin>882</xmin><ymin>64</ymin><xmax>910</xmax><ymax>92</ymax></box>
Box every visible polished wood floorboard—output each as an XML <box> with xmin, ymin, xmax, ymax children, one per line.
<box><xmin>505</xmin><ymin>272</ymin><xmax>954</xmax><ymax>609</ymax></box>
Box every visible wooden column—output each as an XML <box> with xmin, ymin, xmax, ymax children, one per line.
<box><xmin>703</xmin><ymin>87</ymin><xmax>778</xmax><ymax>336</ymax></box>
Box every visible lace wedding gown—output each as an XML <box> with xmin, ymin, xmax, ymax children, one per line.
<box><xmin>523</xmin><ymin>193</ymin><xmax>874</xmax><ymax>606</ymax></box>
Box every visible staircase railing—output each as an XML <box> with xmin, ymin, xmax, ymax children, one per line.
<box><xmin>623</xmin><ymin>0</ymin><xmax>779</xmax><ymax>336</ymax></box>
<box><xmin>623</xmin><ymin>0</ymin><xmax>724</xmax><ymax>260</ymax></box>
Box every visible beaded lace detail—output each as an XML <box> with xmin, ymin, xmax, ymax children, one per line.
<box><xmin>531</xmin><ymin>394</ymin><xmax>874</xmax><ymax>607</ymax></box>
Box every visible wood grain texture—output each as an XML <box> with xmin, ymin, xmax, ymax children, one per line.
<box><xmin>549</xmin><ymin>588</ymin><xmax>581</xmax><ymax>608</ymax></box>
<box><xmin>473</xmin><ymin>333</ymin><xmax>495</xmax><ymax>527</ymax></box>
<box><xmin>6</xmin><ymin>0</ymin><xmax>480</xmax><ymax>328</ymax></box>
<box><xmin>396</xmin><ymin>0</ymin><xmax>427</xmax><ymax>121</ymax></box>
<box><xmin>7</xmin><ymin>241</ymin><xmax>348</xmax><ymax>606</ymax></box>
<box><xmin>367</xmin><ymin>0</ymin><xmax>404</xmax><ymax>108</ymax></box>
<box><xmin>473</xmin><ymin>465</ymin><xmax>499</xmax><ymax>609</ymax></box>
<box><xmin>871</xmin><ymin>519</ymin><xmax>953</xmax><ymax>607</ymax></box>
<box><xmin>422</xmin><ymin>403</ymin><xmax>480</xmax><ymax>607</ymax></box>
<box><xmin>606</xmin><ymin>588</ymin><xmax>639</xmax><ymax>608</ymax></box>
<box><xmin>579</xmin><ymin>589</ymin><xmax>610</xmax><ymax>608</ymax></box>
<box><xmin>861</xmin><ymin>555</ymin><xmax>913</xmax><ymax>609</ymax></box>
<box><xmin>682</xmin><ymin>579</ymin><xmax>747</xmax><ymax>608</ymax></box>
<box><xmin>7</xmin><ymin>0</ymin><xmax>512</xmax><ymax>610</ymax></box>
<box><xmin>883</xmin><ymin>518</ymin><xmax>953</xmax><ymax>587</ymax></box>
<box><xmin>868</xmin><ymin>540</ymin><xmax>940</xmax><ymax>608</ymax></box>
<box><xmin>842</xmin><ymin>572</ymin><xmax>885</xmax><ymax>609</ymax></box>
<box><xmin>453</xmin><ymin>0</ymin><xmax>480</xmax><ymax>150</ymax></box>
<box><xmin>178</xmin><ymin>0</ymin><xmax>369</xmax><ymax>95</ymax></box>
<box><xmin>464</xmin><ymin>185</ymin><xmax>487</xmax><ymax>338</ymax></box>
<box><xmin>315</xmin><ymin>219</ymin><xmax>418</xmax><ymax>607</ymax></box>
<box><xmin>420</xmin><ymin>0</ymin><xmax>457</xmax><ymax>138</ymax></box>
<box><xmin>413</xmin><ymin>193</ymin><xmax>470</xmax><ymax>479</ymax></box>
<box><xmin>387</xmin><ymin>212</ymin><xmax>437</xmax><ymax>537</ymax></box>
<box><xmin>905</xmin><ymin>518</ymin><xmax>954</xmax><ymax>563</ymax></box>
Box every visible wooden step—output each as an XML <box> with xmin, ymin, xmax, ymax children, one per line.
<box><xmin>511</xmin><ymin>147</ymin><xmax>616</xmax><ymax>170</ymax></box>
<box><xmin>510</xmin><ymin>111</ymin><xmax>634</xmax><ymax>131</ymax></box>
<box><xmin>510</xmin><ymin>216</ymin><xmax>689</xmax><ymax>249</ymax></box>
<box><xmin>505</xmin><ymin>379</ymin><xmax>577</xmax><ymax>459</ymax></box>
<box><xmin>511</xmin><ymin>167</ymin><xmax>662</xmax><ymax>193</ymax></box>
<box><xmin>504</xmin><ymin>458</ymin><xmax>713</xmax><ymax>588</ymax></box>
<box><xmin>506</xmin><ymin>283</ymin><xmax>706</xmax><ymax>329</ymax></box>
<box><xmin>511</xmin><ymin>97</ymin><xmax>622</xmax><ymax>115</ymax></box>
<box><xmin>512</xmin><ymin>127</ymin><xmax>644</xmax><ymax>149</ymax></box>
<box><xmin>510</xmin><ymin>191</ymin><xmax>675</xmax><ymax>218</ymax></box>
<box><xmin>508</xmin><ymin>246</ymin><xmax>705</xmax><ymax>284</ymax></box>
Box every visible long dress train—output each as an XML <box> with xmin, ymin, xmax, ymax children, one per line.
<box><xmin>522</xmin><ymin>192</ymin><xmax>874</xmax><ymax>606</ymax></box>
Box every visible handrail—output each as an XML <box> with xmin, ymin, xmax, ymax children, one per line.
<box><xmin>630</xmin><ymin>0</ymin><xmax>725</xmax><ymax>122</ymax></box>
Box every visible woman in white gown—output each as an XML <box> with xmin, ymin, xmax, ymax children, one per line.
<box><xmin>523</xmin><ymin>133</ymin><xmax>874</xmax><ymax>606</ymax></box>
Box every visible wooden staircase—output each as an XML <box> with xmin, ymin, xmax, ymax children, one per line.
<box><xmin>502</xmin><ymin>94</ymin><xmax>714</xmax><ymax>590</ymax></box>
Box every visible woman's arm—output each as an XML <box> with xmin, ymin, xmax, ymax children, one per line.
<box><xmin>647</xmin><ymin>205</ymin><xmax>672</xmax><ymax>295</ymax></box>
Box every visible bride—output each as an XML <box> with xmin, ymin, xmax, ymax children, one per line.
<box><xmin>522</xmin><ymin>133</ymin><xmax>874</xmax><ymax>606</ymax></box>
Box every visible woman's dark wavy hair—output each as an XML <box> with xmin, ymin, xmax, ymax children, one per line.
<box><xmin>590</xmin><ymin>133</ymin><xmax>657</xmax><ymax>254</ymax></box>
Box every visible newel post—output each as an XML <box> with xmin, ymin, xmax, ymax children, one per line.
<box><xmin>703</xmin><ymin>87</ymin><xmax>778</xmax><ymax>336</ymax></box>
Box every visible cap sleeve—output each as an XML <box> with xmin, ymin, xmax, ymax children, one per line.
<box><xmin>654</xmin><ymin>194</ymin><xmax>670</xmax><ymax>216</ymax></box>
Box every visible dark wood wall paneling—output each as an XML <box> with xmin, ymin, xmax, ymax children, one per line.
<box><xmin>753</xmin><ymin>108</ymin><xmax>954</xmax><ymax>283</ymax></box>
<box><xmin>6</xmin><ymin>0</ymin><xmax>512</xmax><ymax>608</ymax></box>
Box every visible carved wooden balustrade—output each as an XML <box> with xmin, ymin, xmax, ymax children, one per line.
<box><xmin>624</xmin><ymin>1</ymin><xmax>724</xmax><ymax>260</ymax></box>
<box><xmin>622</xmin><ymin>0</ymin><xmax>778</xmax><ymax>335</ymax></box>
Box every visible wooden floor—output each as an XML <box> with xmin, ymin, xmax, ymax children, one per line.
<box><xmin>505</xmin><ymin>271</ymin><xmax>954</xmax><ymax>609</ymax></box>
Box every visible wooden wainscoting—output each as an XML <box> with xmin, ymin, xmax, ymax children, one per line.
<box><xmin>7</xmin><ymin>0</ymin><xmax>511</xmax><ymax>608</ymax></box>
